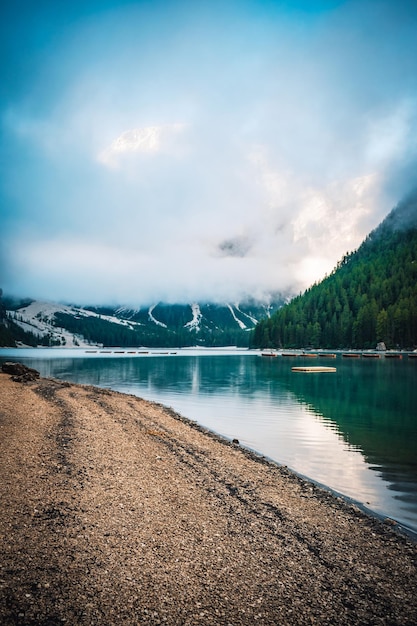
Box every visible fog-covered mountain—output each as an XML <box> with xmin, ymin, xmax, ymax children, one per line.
<box><xmin>252</xmin><ymin>191</ymin><xmax>417</xmax><ymax>350</ymax></box>
<box><xmin>1</xmin><ymin>297</ymin><xmax>285</xmax><ymax>348</ymax></box>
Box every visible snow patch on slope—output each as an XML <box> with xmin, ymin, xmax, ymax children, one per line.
<box><xmin>184</xmin><ymin>303</ymin><xmax>202</xmax><ymax>331</ymax></box>
<box><xmin>148</xmin><ymin>305</ymin><xmax>167</xmax><ymax>328</ymax></box>
<box><xmin>226</xmin><ymin>304</ymin><xmax>247</xmax><ymax>330</ymax></box>
<box><xmin>115</xmin><ymin>306</ymin><xmax>141</xmax><ymax>319</ymax></box>
<box><xmin>8</xmin><ymin>301</ymin><xmax>142</xmax><ymax>347</ymax></box>
<box><xmin>79</xmin><ymin>307</ymin><xmax>140</xmax><ymax>329</ymax></box>
<box><xmin>9</xmin><ymin>301</ymin><xmax>94</xmax><ymax>347</ymax></box>
<box><xmin>235</xmin><ymin>304</ymin><xmax>258</xmax><ymax>326</ymax></box>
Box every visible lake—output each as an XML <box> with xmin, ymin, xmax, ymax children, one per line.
<box><xmin>1</xmin><ymin>347</ymin><xmax>416</xmax><ymax>535</ymax></box>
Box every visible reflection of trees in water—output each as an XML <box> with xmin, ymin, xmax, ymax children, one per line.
<box><xmin>284</xmin><ymin>359</ymin><xmax>417</xmax><ymax>492</ymax></box>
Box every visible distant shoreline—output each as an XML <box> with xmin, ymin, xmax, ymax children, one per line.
<box><xmin>1</xmin><ymin>345</ymin><xmax>416</xmax><ymax>355</ymax></box>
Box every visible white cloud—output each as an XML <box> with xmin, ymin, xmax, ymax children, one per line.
<box><xmin>365</xmin><ymin>100</ymin><xmax>416</xmax><ymax>167</ymax></box>
<box><xmin>2</xmin><ymin>0</ymin><xmax>417</xmax><ymax>305</ymax></box>
<box><xmin>291</xmin><ymin>174</ymin><xmax>380</xmax><ymax>281</ymax></box>
<box><xmin>97</xmin><ymin>123</ymin><xmax>187</xmax><ymax>169</ymax></box>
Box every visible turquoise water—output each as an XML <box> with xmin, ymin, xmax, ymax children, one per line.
<box><xmin>1</xmin><ymin>348</ymin><xmax>416</xmax><ymax>534</ymax></box>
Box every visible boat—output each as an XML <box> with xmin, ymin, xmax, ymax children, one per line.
<box><xmin>362</xmin><ymin>353</ymin><xmax>380</xmax><ymax>358</ymax></box>
<box><xmin>318</xmin><ymin>353</ymin><xmax>336</xmax><ymax>358</ymax></box>
<box><xmin>261</xmin><ymin>351</ymin><xmax>277</xmax><ymax>357</ymax></box>
<box><xmin>342</xmin><ymin>353</ymin><xmax>361</xmax><ymax>358</ymax></box>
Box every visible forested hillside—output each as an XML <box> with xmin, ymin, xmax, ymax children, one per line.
<box><xmin>0</xmin><ymin>298</ymin><xmax>283</xmax><ymax>348</ymax></box>
<box><xmin>0</xmin><ymin>292</ymin><xmax>52</xmax><ymax>347</ymax></box>
<box><xmin>251</xmin><ymin>193</ymin><xmax>417</xmax><ymax>350</ymax></box>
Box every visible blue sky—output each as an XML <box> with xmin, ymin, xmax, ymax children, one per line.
<box><xmin>1</xmin><ymin>0</ymin><xmax>417</xmax><ymax>305</ymax></box>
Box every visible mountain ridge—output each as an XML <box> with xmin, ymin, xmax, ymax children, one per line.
<box><xmin>1</xmin><ymin>297</ymin><xmax>285</xmax><ymax>348</ymax></box>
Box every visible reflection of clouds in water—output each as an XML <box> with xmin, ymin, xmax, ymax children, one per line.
<box><xmin>130</xmin><ymin>379</ymin><xmax>385</xmax><ymax>512</ymax></box>
<box><xmin>286</xmin><ymin>404</ymin><xmax>383</xmax><ymax>507</ymax></box>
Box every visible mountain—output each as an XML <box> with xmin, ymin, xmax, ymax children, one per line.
<box><xmin>0</xmin><ymin>297</ymin><xmax>285</xmax><ymax>348</ymax></box>
<box><xmin>251</xmin><ymin>191</ymin><xmax>417</xmax><ymax>350</ymax></box>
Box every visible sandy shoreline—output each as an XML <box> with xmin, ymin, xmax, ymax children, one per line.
<box><xmin>1</xmin><ymin>370</ymin><xmax>416</xmax><ymax>625</ymax></box>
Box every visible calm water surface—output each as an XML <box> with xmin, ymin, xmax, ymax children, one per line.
<box><xmin>1</xmin><ymin>348</ymin><xmax>416</xmax><ymax>534</ymax></box>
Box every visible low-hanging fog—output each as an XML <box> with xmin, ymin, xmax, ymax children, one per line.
<box><xmin>1</xmin><ymin>0</ymin><xmax>417</xmax><ymax>305</ymax></box>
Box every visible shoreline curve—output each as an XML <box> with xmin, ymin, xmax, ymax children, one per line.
<box><xmin>1</xmin><ymin>370</ymin><xmax>416</xmax><ymax>625</ymax></box>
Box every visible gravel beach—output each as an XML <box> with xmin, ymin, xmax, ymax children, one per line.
<box><xmin>1</xmin><ymin>368</ymin><xmax>416</xmax><ymax>625</ymax></box>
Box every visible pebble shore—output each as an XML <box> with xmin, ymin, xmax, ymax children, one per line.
<box><xmin>1</xmin><ymin>369</ymin><xmax>416</xmax><ymax>625</ymax></box>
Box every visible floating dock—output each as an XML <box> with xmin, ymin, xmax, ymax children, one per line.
<box><xmin>292</xmin><ymin>366</ymin><xmax>337</xmax><ymax>373</ymax></box>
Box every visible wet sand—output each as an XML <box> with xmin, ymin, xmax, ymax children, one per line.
<box><xmin>0</xmin><ymin>370</ymin><xmax>416</xmax><ymax>625</ymax></box>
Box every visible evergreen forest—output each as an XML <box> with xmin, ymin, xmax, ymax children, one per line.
<box><xmin>53</xmin><ymin>311</ymin><xmax>251</xmax><ymax>348</ymax></box>
<box><xmin>251</xmin><ymin>195</ymin><xmax>417</xmax><ymax>350</ymax></box>
<box><xmin>1</xmin><ymin>297</ymin><xmax>279</xmax><ymax>348</ymax></box>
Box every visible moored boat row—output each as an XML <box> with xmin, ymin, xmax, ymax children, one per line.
<box><xmin>83</xmin><ymin>350</ymin><xmax>178</xmax><ymax>356</ymax></box>
<box><xmin>84</xmin><ymin>348</ymin><xmax>416</xmax><ymax>359</ymax></box>
<box><xmin>260</xmin><ymin>351</ymin><xmax>416</xmax><ymax>359</ymax></box>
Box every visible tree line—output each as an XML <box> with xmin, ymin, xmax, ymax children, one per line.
<box><xmin>251</xmin><ymin>216</ymin><xmax>417</xmax><ymax>350</ymax></box>
<box><xmin>54</xmin><ymin>312</ymin><xmax>250</xmax><ymax>348</ymax></box>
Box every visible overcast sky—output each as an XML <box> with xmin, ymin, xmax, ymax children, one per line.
<box><xmin>1</xmin><ymin>0</ymin><xmax>417</xmax><ymax>305</ymax></box>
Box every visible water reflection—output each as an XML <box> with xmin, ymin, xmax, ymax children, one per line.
<box><xmin>1</xmin><ymin>350</ymin><xmax>416</xmax><ymax>531</ymax></box>
<box><xmin>285</xmin><ymin>358</ymin><xmax>417</xmax><ymax>483</ymax></box>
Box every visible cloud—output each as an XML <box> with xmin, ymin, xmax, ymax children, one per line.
<box><xmin>97</xmin><ymin>123</ymin><xmax>187</xmax><ymax>169</ymax></box>
<box><xmin>6</xmin><ymin>236</ymin><xmax>291</xmax><ymax>305</ymax></box>
<box><xmin>217</xmin><ymin>236</ymin><xmax>253</xmax><ymax>258</ymax></box>
<box><xmin>1</xmin><ymin>0</ymin><xmax>417</xmax><ymax>305</ymax></box>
